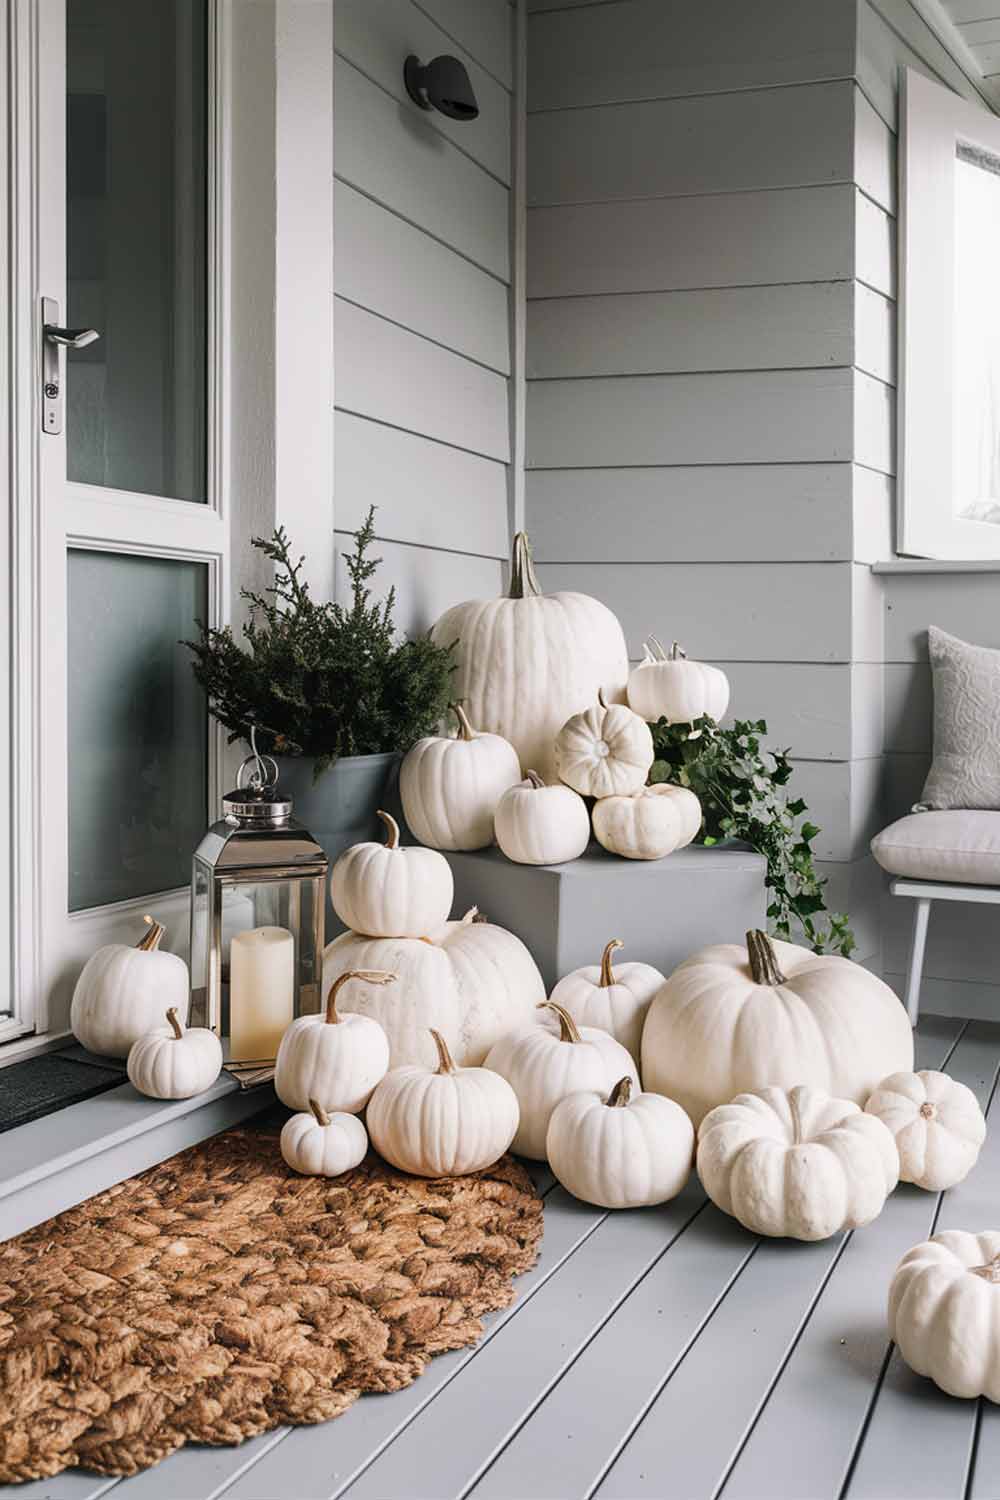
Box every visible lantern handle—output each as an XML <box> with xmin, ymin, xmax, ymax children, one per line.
<box><xmin>237</xmin><ymin>725</ymin><xmax>279</xmax><ymax>792</ymax></box>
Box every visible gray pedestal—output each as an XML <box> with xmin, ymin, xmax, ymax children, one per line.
<box><xmin>444</xmin><ymin>842</ymin><xmax>768</xmax><ymax>991</ymax></box>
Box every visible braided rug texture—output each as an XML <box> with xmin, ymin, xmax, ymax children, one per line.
<box><xmin>0</xmin><ymin>1127</ymin><xmax>542</xmax><ymax>1483</ymax></box>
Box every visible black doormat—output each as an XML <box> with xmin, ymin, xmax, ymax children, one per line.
<box><xmin>0</xmin><ymin>1053</ymin><xmax>124</xmax><ymax>1134</ymax></box>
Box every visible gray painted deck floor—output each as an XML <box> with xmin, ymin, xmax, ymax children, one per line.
<box><xmin>7</xmin><ymin>1014</ymin><xmax>1000</xmax><ymax>1500</ymax></box>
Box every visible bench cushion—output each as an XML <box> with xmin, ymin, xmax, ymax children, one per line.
<box><xmin>871</xmin><ymin>811</ymin><xmax>1000</xmax><ymax>886</ymax></box>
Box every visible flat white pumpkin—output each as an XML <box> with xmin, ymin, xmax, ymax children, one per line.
<box><xmin>642</xmin><ymin>929</ymin><xmax>914</xmax><ymax>1127</ymax></box>
<box><xmin>330</xmin><ymin>810</ymin><xmax>454</xmax><ymax>937</ymax></box>
<box><xmin>592</xmin><ymin>783</ymin><xmax>701</xmax><ymax>861</ymax></box>
<box><xmin>275</xmin><ymin>969</ymin><xmax>393</xmax><ymax>1114</ymax></box>
<box><xmin>367</xmin><ymin>1028</ymin><xmax>520</xmax><ymax>1177</ymax></box>
<box><xmin>281</xmin><ymin>1100</ymin><xmax>369</xmax><ymax>1178</ymax></box>
<box><xmin>70</xmin><ymin>915</ymin><xmax>189</xmax><ymax>1058</ymax></box>
<box><xmin>548</xmin><ymin>938</ymin><xmax>664</xmax><ymax>1065</ymax></box>
<box><xmin>697</xmin><ymin>1085</ymin><xmax>899</xmax><ymax>1240</ymax></box>
<box><xmin>865</xmin><ymin>1069</ymin><xmax>986</xmax><ymax>1190</ymax></box>
<box><xmin>547</xmin><ymin>1075</ymin><xmax>694</xmax><ymax>1208</ymax></box>
<box><xmin>431</xmin><ymin>532</ymin><xmax>629</xmax><ymax>783</ymax></box>
<box><xmin>126</xmin><ymin>1008</ymin><xmax>223</xmax><ymax>1100</ymax></box>
<box><xmin>494</xmin><ymin>771</ymin><xmax>590</xmax><ymax>866</ymax></box>
<box><xmin>554</xmin><ymin>695</ymin><xmax>653</xmax><ymax>800</ymax></box>
<box><xmin>400</xmin><ymin>704</ymin><xmax>521</xmax><ymax>851</ymax></box>
<box><xmin>627</xmin><ymin>637</ymin><xmax>730</xmax><ymax>725</ymax></box>
<box><xmin>889</xmin><ymin>1231</ymin><xmax>1000</xmax><ymax>1399</ymax></box>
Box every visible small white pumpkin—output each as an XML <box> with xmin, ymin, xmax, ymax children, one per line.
<box><xmin>864</xmin><ymin>1070</ymin><xmax>986</xmax><ymax>1191</ymax></box>
<box><xmin>546</xmin><ymin>1075</ymin><xmax>694</xmax><ymax>1208</ymax></box>
<box><xmin>275</xmin><ymin>969</ymin><xmax>394</xmax><ymax>1114</ymax></box>
<box><xmin>889</xmin><ymin>1231</ymin><xmax>1000</xmax><ymax>1400</ymax></box>
<box><xmin>126</xmin><ymin>1008</ymin><xmax>223</xmax><ymax>1100</ymax></box>
<box><xmin>592</xmin><ymin>783</ymin><xmax>702</xmax><ymax>861</ymax></box>
<box><xmin>484</xmin><ymin>1000</ymin><xmax>638</xmax><ymax>1160</ymax></box>
<box><xmin>367</xmin><ymin>1028</ymin><xmax>520</xmax><ymax>1177</ymax></box>
<box><xmin>330</xmin><ymin>810</ymin><xmax>454</xmax><ymax>938</ymax></box>
<box><xmin>697</xmin><ymin>1085</ymin><xmax>899</xmax><ymax>1241</ymax></box>
<box><xmin>627</xmin><ymin>637</ymin><xmax>730</xmax><ymax>725</ymax></box>
<box><xmin>548</xmin><ymin>938</ymin><xmax>664</xmax><ymax>1065</ymax></box>
<box><xmin>70</xmin><ymin>914</ymin><xmax>190</xmax><ymax>1058</ymax></box>
<box><xmin>400</xmin><ymin>704</ymin><xmax>522</xmax><ymax>851</ymax></box>
<box><xmin>494</xmin><ymin>771</ymin><xmax>590</xmax><ymax>866</ymax></box>
<box><xmin>554</xmin><ymin>694</ymin><xmax>653</xmax><ymax>800</ymax></box>
<box><xmin>280</xmin><ymin>1099</ymin><xmax>369</xmax><ymax>1178</ymax></box>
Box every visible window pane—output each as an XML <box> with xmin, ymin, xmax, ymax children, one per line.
<box><xmin>953</xmin><ymin>143</ymin><xmax>1000</xmax><ymax>524</ymax></box>
<box><xmin>68</xmin><ymin>551</ymin><xmax>208</xmax><ymax>910</ymax></box>
<box><xmin>66</xmin><ymin>0</ymin><xmax>207</xmax><ymax>502</ymax></box>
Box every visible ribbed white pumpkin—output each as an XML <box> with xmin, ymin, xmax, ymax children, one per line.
<box><xmin>330</xmin><ymin>810</ymin><xmax>454</xmax><ymax>938</ymax></box>
<box><xmin>547</xmin><ymin>1075</ymin><xmax>694</xmax><ymax>1208</ymax></box>
<box><xmin>642</xmin><ymin>930</ymin><xmax>914</xmax><ymax>1128</ymax></box>
<box><xmin>865</xmin><ymin>1069</ymin><xmax>986</xmax><ymax>1191</ymax></box>
<box><xmin>484</xmin><ymin>1001</ymin><xmax>639</xmax><ymax>1160</ymax></box>
<box><xmin>323</xmin><ymin>907</ymin><xmax>544</xmax><ymax>1069</ymax></box>
<box><xmin>627</xmin><ymin>638</ymin><xmax>730</xmax><ymax>725</ymax></box>
<box><xmin>367</xmin><ymin>1028</ymin><xmax>520</xmax><ymax>1177</ymax></box>
<box><xmin>697</xmin><ymin>1085</ymin><xmax>899</xmax><ymax>1240</ymax></box>
<box><xmin>280</xmin><ymin>1100</ymin><xmax>369</xmax><ymax>1178</ymax></box>
<box><xmin>126</xmin><ymin>1008</ymin><xmax>223</xmax><ymax>1100</ymax></box>
<box><xmin>554</xmin><ymin>695</ymin><xmax>653</xmax><ymax>800</ymax></box>
<box><xmin>430</xmin><ymin>532</ymin><xmax>629</xmax><ymax>784</ymax></box>
<box><xmin>592</xmin><ymin>784</ymin><xmax>702</xmax><ymax>861</ymax></box>
<box><xmin>494</xmin><ymin>771</ymin><xmax>590</xmax><ymax>866</ymax></box>
<box><xmin>275</xmin><ymin>969</ymin><xmax>393</xmax><ymax>1114</ymax></box>
<box><xmin>70</xmin><ymin>915</ymin><xmax>190</xmax><ymax>1058</ymax></box>
<box><xmin>400</xmin><ymin>704</ymin><xmax>521</xmax><ymax>851</ymax></box>
<box><xmin>548</xmin><ymin>939</ymin><xmax>664</xmax><ymax>1065</ymax></box>
<box><xmin>889</xmin><ymin>1231</ymin><xmax>1000</xmax><ymax>1400</ymax></box>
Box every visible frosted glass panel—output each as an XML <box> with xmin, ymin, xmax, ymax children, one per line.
<box><xmin>68</xmin><ymin>551</ymin><xmax>208</xmax><ymax>911</ymax></box>
<box><xmin>953</xmin><ymin>143</ymin><xmax>1000</xmax><ymax>523</ymax></box>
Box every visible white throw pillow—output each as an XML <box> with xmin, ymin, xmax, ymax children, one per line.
<box><xmin>921</xmin><ymin>626</ymin><xmax>1000</xmax><ymax>811</ymax></box>
<box><xmin>872</xmin><ymin>810</ymin><xmax>1000</xmax><ymax>885</ymax></box>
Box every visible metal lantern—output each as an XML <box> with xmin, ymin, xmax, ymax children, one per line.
<box><xmin>190</xmin><ymin>748</ymin><xmax>328</xmax><ymax>1064</ymax></box>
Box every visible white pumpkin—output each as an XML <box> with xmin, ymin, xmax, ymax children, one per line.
<box><xmin>324</xmin><ymin>906</ymin><xmax>544</xmax><ymax>1069</ymax></box>
<box><xmin>400</xmin><ymin>704</ymin><xmax>522</xmax><ymax>851</ymax></box>
<box><xmin>126</xmin><ymin>1008</ymin><xmax>223</xmax><ymax>1100</ymax></box>
<box><xmin>554</xmin><ymin>694</ymin><xmax>653</xmax><ymax>800</ymax></box>
<box><xmin>431</xmin><ymin>531</ymin><xmax>629</xmax><ymax>783</ymax></box>
<box><xmin>494</xmin><ymin>771</ymin><xmax>590</xmax><ymax>866</ymax></box>
<box><xmin>697</xmin><ymin>1085</ymin><xmax>899</xmax><ymax>1241</ymax></box>
<box><xmin>548</xmin><ymin>938</ymin><xmax>664</xmax><ymax>1065</ymax></box>
<box><xmin>889</xmin><ymin>1231</ymin><xmax>1000</xmax><ymax>1400</ymax></box>
<box><xmin>275</xmin><ymin>969</ymin><xmax>393</xmax><ymax>1114</ymax></box>
<box><xmin>864</xmin><ymin>1070</ymin><xmax>986</xmax><ymax>1191</ymax></box>
<box><xmin>330</xmin><ymin>810</ymin><xmax>454</xmax><ymax>938</ymax></box>
<box><xmin>641</xmin><ymin>929</ymin><xmax>914</xmax><ymax>1128</ymax></box>
<box><xmin>70</xmin><ymin>914</ymin><xmax>190</xmax><ymax>1058</ymax></box>
<box><xmin>280</xmin><ymin>1099</ymin><xmax>369</xmax><ymax>1178</ymax></box>
<box><xmin>592</xmin><ymin>784</ymin><xmax>702</xmax><ymax>861</ymax></box>
<box><xmin>546</xmin><ymin>1075</ymin><xmax>694</xmax><ymax>1208</ymax></box>
<box><xmin>484</xmin><ymin>1001</ymin><xmax>639</xmax><ymax>1160</ymax></box>
<box><xmin>367</xmin><ymin>1028</ymin><xmax>520</xmax><ymax>1177</ymax></box>
<box><xmin>627</xmin><ymin>637</ymin><xmax>730</xmax><ymax>725</ymax></box>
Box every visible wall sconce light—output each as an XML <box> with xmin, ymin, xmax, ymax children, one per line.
<box><xmin>404</xmin><ymin>54</ymin><xmax>479</xmax><ymax>121</ymax></box>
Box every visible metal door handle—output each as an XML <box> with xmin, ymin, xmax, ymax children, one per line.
<box><xmin>40</xmin><ymin>297</ymin><xmax>100</xmax><ymax>435</ymax></box>
<box><xmin>43</xmin><ymin>323</ymin><xmax>100</xmax><ymax>349</ymax></box>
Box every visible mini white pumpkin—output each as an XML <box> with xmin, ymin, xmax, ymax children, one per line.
<box><xmin>546</xmin><ymin>1075</ymin><xmax>694</xmax><ymax>1208</ymax></box>
<box><xmin>70</xmin><ymin>914</ymin><xmax>190</xmax><ymax>1058</ymax></box>
<box><xmin>889</xmin><ymin>1231</ymin><xmax>1000</xmax><ymax>1400</ymax></box>
<box><xmin>592</xmin><ymin>783</ymin><xmax>702</xmax><ymax>861</ymax></box>
<box><xmin>554</xmin><ymin>693</ymin><xmax>653</xmax><ymax>800</ymax></box>
<box><xmin>367</xmin><ymin>1028</ymin><xmax>520</xmax><ymax>1177</ymax></box>
<box><xmin>275</xmin><ymin>969</ymin><xmax>394</xmax><ymax>1114</ymax></box>
<box><xmin>484</xmin><ymin>1001</ymin><xmax>638</xmax><ymax>1161</ymax></box>
<box><xmin>864</xmin><ymin>1070</ymin><xmax>986</xmax><ymax>1191</ymax></box>
<box><xmin>548</xmin><ymin>938</ymin><xmax>664</xmax><ymax>1065</ymax></box>
<box><xmin>627</xmin><ymin>637</ymin><xmax>730</xmax><ymax>725</ymax></box>
<box><xmin>697</xmin><ymin>1085</ymin><xmax>899</xmax><ymax>1241</ymax></box>
<box><xmin>330</xmin><ymin>810</ymin><xmax>454</xmax><ymax>938</ymax></box>
<box><xmin>494</xmin><ymin>771</ymin><xmax>590</xmax><ymax>866</ymax></box>
<box><xmin>400</xmin><ymin>704</ymin><xmax>522</xmax><ymax>851</ymax></box>
<box><xmin>280</xmin><ymin>1099</ymin><xmax>369</xmax><ymax>1178</ymax></box>
<box><xmin>126</xmin><ymin>1008</ymin><xmax>223</xmax><ymax>1100</ymax></box>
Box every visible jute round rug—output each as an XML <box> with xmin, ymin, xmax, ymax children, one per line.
<box><xmin>0</xmin><ymin>1127</ymin><xmax>542</xmax><ymax>1483</ymax></box>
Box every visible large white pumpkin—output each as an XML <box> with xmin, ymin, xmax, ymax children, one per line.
<box><xmin>592</xmin><ymin>784</ymin><xmax>701</xmax><ymax>861</ymax></box>
<box><xmin>548</xmin><ymin>938</ymin><xmax>664</xmax><ymax>1065</ymax></box>
<box><xmin>546</xmin><ymin>1075</ymin><xmax>694</xmax><ymax>1208</ymax></box>
<box><xmin>627</xmin><ymin>638</ymin><xmax>730</xmax><ymax>725</ymax></box>
<box><xmin>126</xmin><ymin>1009</ymin><xmax>223</xmax><ymax>1100</ymax></box>
<box><xmin>641</xmin><ymin>930</ymin><xmax>914</xmax><ymax>1127</ymax></box>
<box><xmin>280</xmin><ymin>1100</ymin><xmax>369</xmax><ymax>1178</ymax></box>
<box><xmin>865</xmin><ymin>1069</ymin><xmax>986</xmax><ymax>1191</ymax></box>
<box><xmin>275</xmin><ymin>969</ymin><xmax>393</xmax><ymax>1114</ymax></box>
<box><xmin>889</xmin><ymin>1231</ymin><xmax>1000</xmax><ymax>1399</ymax></box>
<box><xmin>697</xmin><ymin>1085</ymin><xmax>899</xmax><ymax>1240</ymax></box>
<box><xmin>554</xmin><ymin>695</ymin><xmax>653</xmax><ymax>800</ymax></box>
<box><xmin>431</xmin><ymin>532</ymin><xmax>629</xmax><ymax>783</ymax></box>
<box><xmin>70</xmin><ymin>915</ymin><xmax>189</xmax><ymax>1058</ymax></box>
<box><xmin>400</xmin><ymin>704</ymin><xmax>521</xmax><ymax>851</ymax></box>
<box><xmin>494</xmin><ymin>772</ymin><xmax>590</xmax><ymax>866</ymax></box>
<box><xmin>330</xmin><ymin>810</ymin><xmax>454</xmax><ymax>938</ymax></box>
<box><xmin>323</xmin><ymin>907</ymin><xmax>544</xmax><ymax>1069</ymax></box>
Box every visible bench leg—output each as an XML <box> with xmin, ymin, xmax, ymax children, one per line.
<box><xmin>903</xmin><ymin>897</ymin><xmax>932</xmax><ymax>1028</ymax></box>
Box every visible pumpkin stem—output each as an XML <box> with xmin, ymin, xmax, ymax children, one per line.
<box><xmin>137</xmin><ymin>914</ymin><xmax>166</xmax><ymax>951</ymax></box>
<box><xmin>670</xmin><ymin>642</ymin><xmax>687</xmax><ymax>661</ymax></box>
<box><xmin>539</xmin><ymin>1000</ymin><xmax>583</xmax><ymax>1044</ymax></box>
<box><xmin>325</xmin><ymin>969</ymin><xmax>396</xmax><ymax>1023</ymax></box>
<box><xmin>647</xmin><ymin>636</ymin><xmax>668</xmax><ymax>662</ymax></box>
<box><xmin>376</xmin><ymin>809</ymin><xmax>400</xmax><ymax>849</ymax></box>
<box><xmin>607</xmin><ymin>1076</ymin><xmax>633</xmax><ymax>1108</ymax></box>
<box><xmin>599</xmin><ymin>938</ymin><xmax>624</xmax><ymax>988</ymax></box>
<box><xmin>309</xmin><ymin>1097</ymin><xmax>331</xmax><ymax>1127</ymax></box>
<box><xmin>429</xmin><ymin>1028</ymin><xmax>456</xmax><ymax>1075</ymax></box>
<box><xmin>746</xmin><ymin>929</ymin><xmax>787</xmax><ymax>987</ymax></box>
<box><xmin>508</xmin><ymin>531</ymin><xmax>542</xmax><ymax>600</ymax></box>
<box><xmin>451</xmin><ymin>703</ymin><xmax>476</xmax><ymax>742</ymax></box>
<box><xmin>525</xmin><ymin>770</ymin><xmax>546</xmax><ymax>790</ymax></box>
<box><xmin>970</xmin><ymin>1254</ymin><xmax>1000</xmax><ymax>1282</ymax></box>
<box><xmin>166</xmin><ymin>1007</ymin><xmax>184</xmax><ymax>1041</ymax></box>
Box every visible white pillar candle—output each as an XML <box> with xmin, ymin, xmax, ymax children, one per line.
<box><xmin>229</xmin><ymin>925</ymin><xmax>295</xmax><ymax>1062</ymax></box>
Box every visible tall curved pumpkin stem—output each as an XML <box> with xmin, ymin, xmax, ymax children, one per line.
<box><xmin>746</xmin><ymin>930</ymin><xmax>787</xmax><ymax>987</ymax></box>
<box><xmin>508</xmin><ymin>532</ymin><xmax>542</xmax><ymax>600</ymax></box>
<box><xmin>599</xmin><ymin>938</ymin><xmax>624</xmax><ymax>988</ymax></box>
<box><xmin>539</xmin><ymin>1000</ymin><xmax>583</xmax><ymax>1044</ymax></box>
<box><xmin>137</xmin><ymin>914</ymin><xmax>166</xmax><ymax>951</ymax></box>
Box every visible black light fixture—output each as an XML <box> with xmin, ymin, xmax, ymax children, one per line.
<box><xmin>404</xmin><ymin>54</ymin><xmax>479</xmax><ymax>121</ymax></box>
